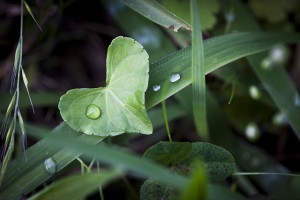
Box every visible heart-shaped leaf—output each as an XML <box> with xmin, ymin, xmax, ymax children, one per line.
<box><xmin>58</xmin><ymin>36</ymin><xmax>153</xmax><ymax>136</ymax></box>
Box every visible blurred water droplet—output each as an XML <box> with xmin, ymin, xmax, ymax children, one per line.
<box><xmin>224</xmin><ymin>12</ymin><xmax>235</xmax><ymax>22</ymax></box>
<box><xmin>86</xmin><ymin>104</ymin><xmax>101</xmax><ymax>119</ymax></box>
<box><xmin>152</xmin><ymin>85</ymin><xmax>161</xmax><ymax>92</ymax></box>
<box><xmin>169</xmin><ymin>73</ymin><xmax>181</xmax><ymax>83</ymax></box>
<box><xmin>294</xmin><ymin>94</ymin><xmax>300</xmax><ymax>106</ymax></box>
<box><xmin>261</xmin><ymin>58</ymin><xmax>273</xmax><ymax>70</ymax></box>
<box><xmin>249</xmin><ymin>85</ymin><xmax>261</xmax><ymax>100</ymax></box>
<box><xmin>269</xmin><ymin>45</ymin><xmax>287</xmax><ymax>64</ymax></box>
<box><xmin>272</xmin><ymin>112</ymin><xmax>288</xmax><ymax>126</ymax></box>
<box><xmin>245</xmin><ymin>122</ymin><xmax>260</xmax><ymax>142</ymax></box>
<box><xmin>44</xmin><ymin>157</ymin><xmax>57</xmax><ymax>174</ymax></box>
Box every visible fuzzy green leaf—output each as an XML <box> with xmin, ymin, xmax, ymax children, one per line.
<box><xmin>188</xmin><ymin>143</ymin><xmax>235</xmax><ymax>181</ymax></box>
<box><xmin>59</xmin><ymin>36</ymin><xmax>153</xmax><ymax>136</ymax></box>
<box><xmin>140</xmin><ymin>179</ymin><xmax>178</xmax><ymax>200</ymax></box>
<box><xmin>143</xmin><ymin>142</ymin><xmax>235</xmax><ymax>181</ymax></box>
<box><xmin>143</xmin><ymin>142</ymin><xmax>192</xmax><ymax>166</ymax></box>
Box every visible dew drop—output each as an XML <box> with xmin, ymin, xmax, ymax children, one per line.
<box><xmin>152</xmin><ymin>84</ymin><xmax>161</xmax><ymax>92</ymax></box>
<box><xmin>169</xmin><ymin>73</ymin><xmax>181</xmax><ymax>83</ymax></box>
<box><xmin>44</xmin><ymin>157</ymin><xmax>57</xmax><ymax>174</ymax></box>
<box><xmin>86</xmin><ymin>104</ymin><xmax>101</xmax><ymax>119</ymax></box>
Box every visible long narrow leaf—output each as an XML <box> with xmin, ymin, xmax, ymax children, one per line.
<box><xmin>123</xmin><ymin>0</ymin><xmax>191</xmax><ymax>32</ymax></box>
<box><xmin>227</xmin><ymin>0</ymin><xmax>300</xmax><ymax>139</ymax></box>
<box><xmin>0</xmin><ymin>123</ymin><xmax>105</xmax><ymax>199</ymax></box>
<box><xmin>25</xmin><ymin>124</ymin><xmax>187</xmax><ymax>187</ymax></box>
<box><xmin>29</xmin><ymin>171</ymin><xmax>121</xmax><ymax>200</ymax></box>
<box><xmin>146</xmin><ymin>32</ymin><xmax>300</xmax><ymax>109</ymax></box>
<box><xmin>0</xmin><ymin>123</ymin><xmax>187</xmax><ymax>199</ymax></box>
<box><xmin>191</xmin><ymin>0</ymin><xmax>208</xmax><ymax>139</ymax></box>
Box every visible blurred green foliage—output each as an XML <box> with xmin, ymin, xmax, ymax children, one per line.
<box><xmin>0</xmin><ymin>0</ymin><xmax>300</xmax><ymax>199</ymax></box>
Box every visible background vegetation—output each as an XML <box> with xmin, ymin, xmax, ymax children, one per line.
<box><xmin>1</xmin><ymin>0</ymin><xmax>300</xmax><ymax>199</ymax></box>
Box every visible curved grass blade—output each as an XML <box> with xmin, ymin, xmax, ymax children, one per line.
<box><xmin>0</xmin><ymin>0</ymin><xmax>24</xmax><ymax>186</ymax></box>
<box><xmin>227</xmin><ymin>0</ymin><xmax>300</xmax><ymax>139</ymax></box>
<box><xmin>191</xmin><ymin>0</ymin><xmax>208</xmax><ymax>140</ymax></box>
<box><xmin>28</xmin><ymin>171</ymin><xmax>121</xmax><ymax>200</ymax></box>
<box><xmin>21</xmin><ymin>67</ymin><xmax>34</xmax><ymax>112</ymax></box>
<box><xmin>123</xmin><ymin>0</ymin><xmax>191</xmax><ymax>32</ymax></box>
<box><xmin>0</xmin><ymin>123</ymin><xmax>187</xmax><ymax>199</ymax></box>
<box><xmin>25</xmin><ymin>125</ymin><xmax>187</xmax><ymax>187</ymax></box>
<box><xmin>146</xmin><ymin>32</ymin><xmax>300</xmax><ymax>109</ymax></box>
<box><xmin>0</xmin><ymin>122</ymin><xmax>105</xmax><ymax>199</ymax></box>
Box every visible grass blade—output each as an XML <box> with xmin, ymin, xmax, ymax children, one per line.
<box><xmin>17</xmin><ymin>110</ymin><xmax>27</xmax><ymax>152</ymax></box>
<box><xmin>25</xmin><ymin>124</ymin><xmax>187</xmax><ymax>188</ymax></box>
<box><xmin>226</xmin><ymin>0</ymin><xmax>300</xmax><ymax>139</ymax></box>
<box><xmin>10</xmin><ymin>38</ymin><xmax>22</xmax><ymax>92</ymax></box>
<box><xmin>123</xmin><ymin>0</ymin><xmax>191</xmax><ymax>32</ymax></box>
<box><xmin>0</xmin><ymin>123</ymin><xmax>105</xmax><ymax>199</ymax></box>
<box><xmin>146</xmin><ymin>32</ymin><xmax>300</xmax><ymax>109</ymax></box>
<box><xmin>179</xmin><ymin>161</ymin><xmax>208</xmax><ymax>200</ymax></box>
<box><xmin>23</xmin><ymin>0</ymin><xmax>42</xmax><ymax>31</ymax></box>
<box><xmin>28</xmin><ymin>171</ymin><xmax>121</xmax><ymax>200</ymax></box>
<box><xmin>0</xmin><ymin>124</ymin><xmax>15</xmax><ymax>186</ymax></box>
<box><xmin>191</xmin><ymin>0</ymin><xmax>208</xmax><ymax>140</ymax></box>
<box><xmin>0</xmin><ymin>122</ymin><xmax>187</xmax><ymax>199</ymax></box>
<box><xmin>21</xmin><ymin>67</ymin><xmax>34</xmax><ymax>112</ymax></box>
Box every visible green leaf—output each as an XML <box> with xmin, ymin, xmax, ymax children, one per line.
<box><xmin>191</xmin><ymin>0</ymin><xmax>208</xmax><ymax>139</ymax></box>
<box><xmin>29</xmin><ymin>171</ymin><xmax>121</xmax><ymax>200</ymax></box>
<box><xmin>248</xmin><ymin>0</ymin><xmax>293</xmax><ymax>23</ymax></box>
<box><xmin>143</xmin><ymin>142</ymin><xmax>192</xmax><ymax>166</ymax></box>
<box><xmin>59</xmin><ymin>36</ymin><xmax>153</xmax><ymax>136</ymax></box>
<box><xmin>123</xmin><ymin>0</ymin><xmax>191</xmax><ymax>32</ymax></box>
<box><xmin>161</xmin><ymin>0</ymin><xmax>220</xmax><ymax>31</ymax></box>
<box><xmin>140</xmin><ymin>179</ymin><xmax>178</xmax><ymax>200</ymax></box>
<box><xmin>188</xmin><ymin>143</ymin><xmax>235</xmax><ymax>181</ymax></box>
<box><xmin>143</xmin><ymin>142</ymin><xmax>235</xmax><ymax>181</ymax></box>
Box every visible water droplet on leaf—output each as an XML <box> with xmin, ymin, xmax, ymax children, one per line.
<box><xmin>44</xmin><ymin>157</ymin><xmax>57</xmax><ymax>174</ymax></box>
<box><xmin>152</xmin><ymin>85</ymin><xmax>161</xmax><ymax>92</ymax></box>
<box><xmin>169</xmin><ymin>73</ymin><xmax>181</xmax><ymax>83</ymax></box>
<box><xmin>86</xmin><ymin>104</ymin><xmax>101</xmax><ymax>119</ymax></box>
